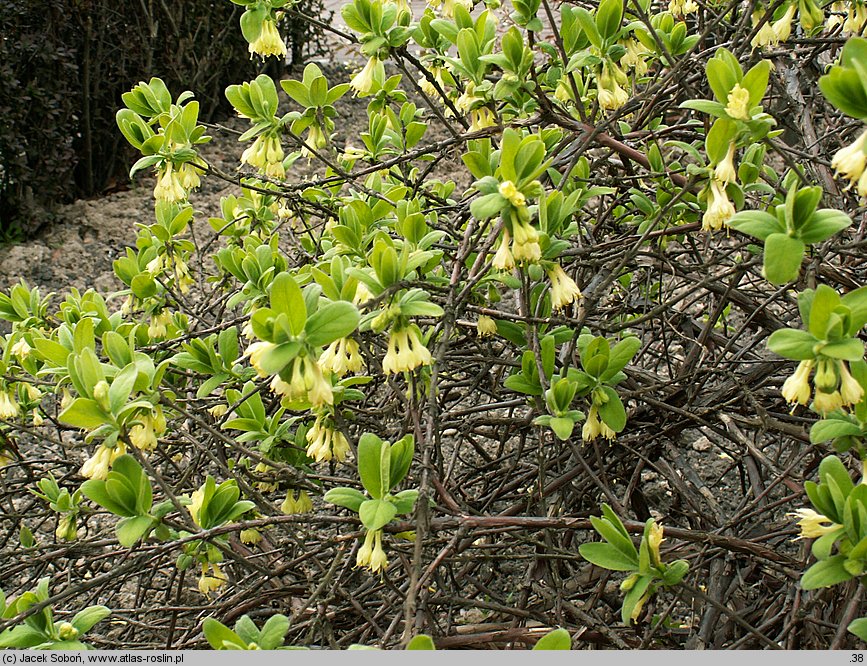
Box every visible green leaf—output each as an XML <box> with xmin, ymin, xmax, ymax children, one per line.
<box><xmin>848</xmin><ymin>617</ymin><xmax>867</xmax><ymax>642</ymax></box>
<box><xmin>406</xmin><ymin>635</ymin><xmax>436</xmax><ymax>650</ymax></box>
<box><xmin>728</xmin><ymin>211</ymin><xmax>784</xmax><ymax>241</ymax></box>
<box><xmin>305</xmin><ymin>301</ymin><xmax>360</xmax><ymax>347</ymax></box>
<box><xmin>810</xmin><ymin>419</ymin><xmax>864</xmax><ymax>443</ymax></box>
<box><xmin>388</xmin><ymin>434</ymin><xmax>414</xmax><ymax>489</ymax></box>
<box><xmin>324</xmin><ymin>487</ymin><xmax>367</xmax><ymax>512</ymax></box>
<box><xmin>766</xmin><ymin>328</ymin><xmax>817</xmax><ymax>360</ymax></box>
<box><xmin>762</xmin><ymin>233</ymin><xmax>804</xmax><ymax>285</ymax></box>
<box><xmin>621</xmin><ymin>575</ymin><xmax>653</xmax><ymax>625</ymax></box>
<box><xmin>598</xmin><ymin>386</ymin><xmax>627</xmax><ymax>432</ymax></box>
<box><xmin>358</xmin><ymin>433</ymin><xmax>385</xmax><ymax>499</ymax></box>
<box><xmin>548</xmin><ymin>416</ymin><xmax>576</xmax><ymax>440</ymax></box>
<box><xmin>359</xmin><ymin>499</ymin><xmax>397</xmax><ymax>531</ymax></box>
<box><xmin>271</xmin><ymin>273</ymin><xmax>306</xmax><ymax>337</ymax></box>
<box><xmin>59</xmin><ymin>398</ymin><xmax>109</xmax><ymax>429</ymax></box>
<box><xmin>800</xmin><ymin>554</ymin><xmax>852</xmax><ymax>590</ymax></box>
<box><xmin>533</xmin><ymin>628</ymin><xmax>571</xmax><ymax>650</ymax></box>
<box><xmin>116</xmin><ymin>515</ymin><xmax>153</xmax><ymax>547</ymax></box>
<box><xmin>578</xmin><ymin>542</ymin><xmax>639</xmax><ymax>571</ymax></box>
<box><xmin>70</xmin><ymin>606</ymin><xmax>110</xmax><ymax>634</ymax></box>
<box><xmin>821</xmin><ymin>338</ymin><xmax>865</xmax><ymax>361</ymax></box>
<box><xmin>203</xmin><ymin>618</ymin><xmax>246</xmax><ymax>650</ymax></box>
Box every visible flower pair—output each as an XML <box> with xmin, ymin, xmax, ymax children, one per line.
<box><xmin>831</xmin><ymin>128</ymin><xmax>867</xmax><ymax>197</ymax></box>
<box><xmin>241</xmin><ymin>134</ymin><xmax>285</xmax><ymax>179</ymax></box>
<box><xmin>81</xmin><ymin>442</ymin><xmax>128</xmax><ymax>480</ymax></box>
<box><xmin>781</xmin><ymin>358</ymin><xmax>864</xmax><ymax>413</ymax></box>
<box><xmin>248</xmin><ymin>19</ymin><xmax>286</xmax><ymax>59</ymax></box>
<box><xmin>128</xmin><ymin>406</ymin><xmax>167</xmax><ymax>452</ymax></box>
<box><xmin>582</xmin><ymin>404</ymin><xmax>616</xmax><ymax>442</ymax></box>
<box><xmin>356</xmin><ymin>529</ymin><xmax>388</xmax><ymax>573</ymax></box>
<box><xmin>306</xmin><ymin>414</ymin><xmax>351</xmax><ymax>463</ymax></box>
<box><xmin>382</xmin><ymin>325</ymin><xmax>433</xmax><ymax>375</ymax></box>
<box><xmin>319</xmin><ymin>337</ymin><xmax>363</xmax><ymax>377</ymax></box>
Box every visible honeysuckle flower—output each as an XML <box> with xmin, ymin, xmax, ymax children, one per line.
<box><xmin>547</xmin><ymin>263</ymin><xmax>582</xmax><ymax>310</ymax></box>
<box><xmin>492</xmin><ymin>229</ymin><xmax>516</xmax><ymax>271</ymax></box>
<box><xmin>244</xmin><ymin>341</ymin><xmax>275</xmax><ymax>378</ymax></box>
<box><xmin>240</xmin><ymin>528</ymin><xmax>262</xmax><ymax>545</ymax></box>
<box><xmin>198</xmin><ymin>562</ymin><xmax>226</xmax><ymax>598</ymax></box>
<box><xmin>781</xmin><ymin>359</ymin><xmax>814</xmax><ymax>405</ymax></box>
<box><xmin>597</xmin><ymin>77</ymin><xmax>629</xmax><ymax>111</ymax></box>
<box><xmin>350</xmin><ymin>57</ymin><xmax>383</xmax><ymax>97</ymax></box>
<box><xmin>92</xmin><ymin>380</ymin><xmax>110</xmax><ymax>412</ymax></box>
<box><xmin>57</xmin><ymin>622</ymin><xmax>79</xmax><ymax>641</ymax></box>
<box><xmin>188</xmin><ymin>487</ymin><xmax>204</xmax><ymax>526</ymax></box>
<box><xmin>148</xmin><ymin>311</ymin><xmax>172</xmax><ymax>339</ymax></box>
<box><xmin>702</xmin><ymin>179</ymin><xmax>735</xmax><ymax>231</ymax></box>
<box><xmin>751</xmin><ymin>11</ymin><xmax>779</xmax><ymax>48</ymax></box>
<box><xmin>305</xmin><ymin>415</ymin><xmax>350</xmax><ymax>463</ymax></box>
<box><xmin>241</xmin><ymin>135</ymin><xmax>285</xmax><ymax>178</ymax></box>
<box><xmin>81</xmin><ymin>442</ymin><xmax>127</xmax><ymax>480</ymax></box>
<box><xmin>357</xmin><ymin>529</ymin><xmax>388</xmax><ymax>572</ymax></box>
<box><xmin>281</xmin><ymin>489</ymin><xmax>313</xmax><ymax>515</ymax></box>
<box><xmin>0</xmin><ymin>389</ymin><xmax>20</xmax><ymax>420</ymax></box>
<box><xmin>772</xmin><ymin>4</ymin><xmax>798</xmax><ymax>41</ymax></box>
<box><xmin>469</xmin><ymin>106</ymin><xmax>497</xmax><ymax>131</ymax></box>
<box><xmin>354</xmin><ymin>282</ymin><xmax>374</xmax><ymax>305</ymax></box>
<box><xmin>554</xmin><ymin>80</ymin><xmax>574</xmax><ymax>104</ymax></box>
<box><xmin>814</xmin><ymin>358</ymin><xmax>837</xmax><ymax>392</ymax></box>
<box><xmin>582</xmin><ymin>405</ymin><xmax>616</xmax><ymax>442</ymax></box>
<box><xmin>129</xmin><ymin>407</ymin><xmax>166</xmax><ymax>452</ymax></box>
<box><xmin>788</xmin><ymin>508</ymin><xmax>840</xmax><ymax>539</ymax></box>
<box><xmin>254</xmin><ymin>462</ymin><xmax>278</xmax><ymax>492</ymax></box>
<box><xmin>177</xmin><ymin>162</ymin><xmax>201</xmax><ymax>191</ymax></box>
<box><xmin>714</xmin><ymin>142</ymin><xmax>738</xmax><ymax>186</ymax></box>
<box><xmin>799</xmin><ymin>0</ymin><xmax>824</xmax><ymax>29</ymax></box>
<box><xmin>831</xmin><ymin>128</ymin><xmax>867</xmax><ymax>191</ymax></box>
<box><xmin>208</xmin><ymin>404</ymin><xmax>228</xmax><ymax>419</ymax></box>
<box><xmin>620</xmin><ymin>39</ymin><xmax>650</xmax><ymax>77</ymax></box>
<box><xmin>382</xmin><ymin>325</ymin><xmax>432</xmax><ymax>374</ymax></box>
<box><xmin>512</xmin><ymin>219</ymin><xmax>542</xmax><ymax>264</ymax></box>
<box><xmin>813</xmin><ymin>389</ymin><xmax>844</xmax><ymax>414</ymax></box>
<box><xmin>31</xmin><ymin>409</ymin><xmax>43</xmax><ymax>427</ymax></box>
<box><xmin>60</xmin><ymin>387</ymin><xmax>73</xmax><ymax>411</ymax></box>
<box><xmin>10</xmin><ymin>338</ymin><xmax>31</xmax><ymax>359</ymax></box>
<box><xmin>23</xmin><ymin>383</ymin><xmax>40</xmax><ymax>402</ymax></box>
<box><xmin>498</xmin><ymin>180</ymin><xmax>526</xmax><ymax>208</ymax></box>
<box><xmin>428</xmin><ymin>0</ymin><xmax>472</xmax><ymax>18</ymax></box>
<box><xmin>476</xmin><ymin>315</ymin><xmax>497</xmax><ymax>337</ymax></box>
<box><xmin>647</xmin><ymin>522</ymin><xmax>664</xmax><ymax>568</ymax></box>
<box><xmin>844</xmin><ymin>3</ymin><xmax>867</xmax><ymax>33</ymax></box>
<box><xmin>319</xmin><ymin>337</ymin><xmax>363</xmax><ymax>377</ymax></box>
<box><xmin>55</xmin><ymin>515</ymin><xmax>77</xmax><ymax>542</ymax></box>
<box><xmin>725</xmin><ymin>84</ymin><xmax>751</xmax><ymax>120</ymax></box>
<box><xmin>249</xmin><ymin>19</ymin><xmax>286</xmax><ymax>59</ymax></box>
<box><xmin>154</xmin><ymin>164</ymin><xmax>187</xmax><ymax>202</ymax></box>
<box><xmin>839</xmin><ymin>362</ymin><xmax>864</xmax><ymax>406</ymax></box>
<box><xmin>301</xmin><ymin>124</ymin><xmax>327</xmax><ymax>159</ymax></box>
<box><xmin>668</xmin><ymin>0</ymin><xmax>697</xmax><ymax>15</ymax></box>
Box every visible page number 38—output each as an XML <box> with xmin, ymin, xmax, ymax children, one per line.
<box><xmin>852</xmin><ymin>654</ymin><xmax>864</xmax><ymax>662</ymax></box>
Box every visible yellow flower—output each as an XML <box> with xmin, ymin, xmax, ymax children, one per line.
<box><xmin>305</xmin><ymin>415</ymin><xmax>350</xmax><ymax>463</ymax></box>
<box><xmin>750</xmin><ymin>12</ymin><xmax>779</xmax><ymax>49</ymax></box>
<box><xmin>492</xmin><ymin>229</ymin><xmax>516</xmax><ymax>271</ymax></box>
<box><xmin>177</xmin><ymin>162</ymin><xmax>201</xmax><ymax>191</ymax></box>
<box><xmin>154</xmin><ymin>164</ymin><xmax>186</xmax><ymax>202</ymax></box>
<box><xmin>32</xmin><ymin>409</ymin><xmax>43</xmax><ymax>427</ymax></box>
<box><xmin>249</xmin><ymin>19</ymin><xmax>286</xmax><ymax>59</ymax></box>
<box><xmin>198</xmin><ymin>562</ymin><xmax>226</xmax><ymax>598</ymax></box>
<box><xmin>244</xmin><ymin>341</ymin><xmax>275</xmax><ymax>378</ymax></box>
<box><xmin>208</xmin><ymin>404</ymin><xmax>228</xmax><ymax>419</ymax></box>
<box><xmin>597</xmin><ymin>80</ymin><xmax>629</xmax><ymax>111</ymax></box>
<box><xmin>647</xmin><ymin>522</ymin><xmax>664</xmax><ymax>568</ymax></box>
<box><xmin>0</xmin><ymin>389</ymin><xmax>20</xmax><ymax>420</ymax></box>
<box><xmin>772</xmin><ymin>4</ymin><xmax>797</xmax><ymax>42</ymax></box>
<box><xmin>55</xmin><ymin>515</ymin><xmax>78</xmax><ymax>542</ymax></box>
<box><xmin>10</xmin><ymin>338</ymin><xmax>31</xmax><ymax>359</ymax></box>
<box><xmin>714</xmin><ymin>142</ymin><xmax>738</xmax><ymax>186</ymax></box>
<box><xmin>839</xmin><ymin>362</ymin><xmax>864</xmax><ymax>406</ymax></box>
<box><xmin>303</xmin><ymin>358</ymin><xmax>334</xmax><ymax>407</ymax></box>
<box><xmin>788</xmin><ymin>508</ymin><xmax>840</xmax><ymax>539</ymax></box>
<box><xmin>702</xmin><ymin>179</ymin><xmax>735</xmax><ymax>231</ymax></box>
<box><xmin>350</xmin><ymin>57</ymin><xmax>383</xmax><ymax>97</ymax></box>
<box><xmin>668</xmin><ymin>0</ymin><xmax>697</xmax><ymax>15</ymax></box>
<box><xmin>844</xmin><ymin>3</ymin><xmax>867</xmax><ymax>33</ymax></box>
<box><xmin>724</xmin><ymin>84</ymin><xmax>751</xmax><ymax>120</ymax></box>
<box><xmin>511</xmin><ymin>219</ymin><xmax>541</xmax><ymax>264</ymax></box>
<box><xmin>469</xmin><ymin>106</ymin><xmax>497</xmax><ymax>131</ymax></box>
<box><xmin>813</xmin><ymin>389</ymin><xmax>843</xmax><ymax>414</ymax></box>
<box><xmin>498</xmin><ymin>180</ymin><xmax>526</xmax><ymax>208</ymax></box>
<box><xmin>319</xmin><ymin>337</ymin><xmax>363</xmax><ymax>377</ymax></box>
<box><xmin>781</xmin><ymin>359</ymin><xmax>814</xmax><ymax>405</ymax></box>
<box><xmin>57</xmin><ymin>622</ymin><xmax>79</xmax><ymax>641</ymax></box>
<box><xmin>620</xmin><ymin>39</ymin><xmax>649</xmax><ymax>77</ymax></box>
<box><xmin>240</xmin><ymin>528</ymin><xmax>262</xmax><ymax>545</ymax></box>
<box><xmin>148</xmin><ymin>311</ymin><xmax>172</xmax><ymax>339</ymax></box>
<box><xmin>831</xmin><ymin>128</ymin><xmax>867</xmax><ymax>192</ymax></box>
<box><xmin>254</xmin><ymin>462</ymin><xmax>278</xmax><ymax>492</ymax></box>
<box><xmin>383</xmin><ymin>326</ymin><xmax>432</xmax><ymax>375</ymax></box>
<box><xmin>60</xmin><ymin>387</ymin><xmax>73</xmax><ymax>411</ymax></box>
<box><xmin>81</xmin><ymin>442</ymin><xmax>127</xmax><ymax>480</ymax></box>
<box><xmin>357</xmin><ymin>530</ymin><xmax>388</xmax><ymax>573</ymax></box>
<box><xmin>129</xmin><ymin>408</ymin><xmax>165</xmax><ymax>451</ymax></box>
<box><xmin>356</xmin><ymin>529</ymin><xmax>376</xmax><ymax>568</ymax></box>
<box><xmin>582</xmin><ymin>405</ymin><xmax>615</xmax><ymax>441</ymax></box>
<box><xmin>188</xmin><ymin>488</ymin><xmax>204</xmax><ymax>526</ymax></box>
<box><xmin>476</xmin><ymin>315</ymin><xmax>498</xmax><ymax>337</ymax></box>
<box><xmin>547</xmin><ymin>264</ymin><xmax>582</xmax><ymax>310</ymax></box>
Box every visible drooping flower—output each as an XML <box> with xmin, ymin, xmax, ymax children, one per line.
<box><xmin>319</xmin><ymin>337</ymin><xmax>363</xmax><ymax>377</ymax></box>
<box><xmin>148</xmin><ymin>311</ymin><xmax>172</xmax><ymax>339</ymax></box>
<box><xmin>772</xmin><ymin>4</ymin><xmax>798</xmax><ymax>42</ymax></box>
<box><xmin>81</xmin><ymin>442</ymin><xmax>127</xmax><ymax>480</ymax></box>
<box><xmin>831</xmin><ymin>128</ymin><xmax>867</xmax><ymax>193</ymax></box>
<box><xmin>620</xmin><ymin>39</ymin><xmax>650</xmax><ymax>77</ymax></box>
<box><xmin>177</xmin><ymin>162</ymin><xmax>202</xmax><ymax>191</ymax></box>
<box><xmin>702</xmin><ymin>179</ymin><xmax>735</xmax><ymax>231</ymax></box>
<box><xmin>198</xmin><ymin>562</ymin><xmax>226</xmax><ymax>598</ymax></box>
<box><xmin>511</xmin><ymin>219</ymin><xmax>542</xmax><ymax>264</ymax></box>
<box><xmin>305</xmin><ymin>414</ymin><xmax>350</xmax><ymax>463</ymax></box>
<box><xmin>244</xmin><ymin>341</ymin><xmax>276</xmax><ymax>378</ymax></box>
<box><xmin>476</xmin><ymin>315</ymin><xmax>498</xmax><ymax>337</ymax></box>
<box><xmin>714</xmin><ymin>142</ymin><xmax>738</xmax><ymax>186</ymax></box>
<box><xmin>356</xmin><ymin>529</ymin><xmax>388</xmax><ymax>573</ymax></box>
<box><xmin>154</xmin><ymin>164</ymin><xmax>187</xmax><ymax>202</ymax></box>
<box><xmin>350</xmin><ymin>57</ymin><xmax>383</xmax><ymax>97</ymax></box>
<box><xmin>254</xmin><ymin>462</ymin><xmax>278</xmax><ymax>492</ymax></box>
<box><xmin>249</xmin><ymin>19</ymin><xmax>287</xmax><ymax>59</ymax></box>
<box><xmin>750</xmin><ymin>11</ymin><xmax>779</xmax><ymax>49</ymax></box>
<box><xmin>492</xmin><ymin>229</ymin><xmax>516</xmax><ymax>271</ymax></box>
<box><xmin>668</xmin><ymin>0</ymin><xmax>697</xmax><ymax>15</ymax></box>
<box><xmin>582</xmin><ymin>404</ymin><xmax>616</xmax><ymax>442</ymax></box>
<box><xmin>547</xmin><ymin>263</ymin><xmax>582</xmax><ymax>310</ymax></box>
<box><xmin>10</xmin><ymin>338</ymin><xmax>31</xmax><ymax>360</ymax></box>
<box><xmin>724</xmin><ymin>84</ymin><xmax>752</xmax><ymax>120</ymax></box>
<box><xmin>0</xmin><ymin>389</ymin><xmax>19</xmax><ymax>420</ymax></box>
<box><xmin>781</xmin><ymin>359</ymin><xmax>814</xmax><ymax>405</ymax></box>
<box><xmin>839</xmin><ymin>362</ymin><xmax>864</xmax><ymax>406</ymax></box>
<box><xmin>55</xmin><ymin>515</ymin><xmax>78</xmax><ymax>542</ymax></box>
<box><xmin>241</xmin><ymin>135</ymin><xmax>285</xmax><ymax>179</ymax></box>
<box><xmin>469</xmin><ymin>106</ymin><xmax>497</xmax><ymax>131</ymax></box>
<box><xmin>647</xmin><ymin>522</ymin><xmax>665</xmax><ymax>568</ymax></box>
<box><xmin>129</xmin><ymin>407</ymin><xmax>166</xmax><ymax>452</ymax></box>
<box><xmin>498</xmin><ymin>180</ymin><xmax>526</xmax><ymax>208</ymax></box>
<box><xmin>813</xmin><ymin>389</ymin><xmax>844</xmax><ymax>414</ymax></box>
<box><xmin>188</xmin><ymin>488</ymin><xmax>204</xmax><ymax>526</ymax></box>
<box><xmin>281</xmin><ymin>489</ymin><xmax>313</xmax><ymax>515</ymax></box>
<box><xmin>788</xmin><ymin>508</ymin><xmax>840</xmax><ymax>539</ymax></box>
<box><xmin>382</xmin><ymin>325</ymin><xmax>432</xmax><ymax>375</ymax></box>
<box><xmin>240</xmin><ymin>528</ymin><xmax>262</xmax><ymax>545</ymax></box>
